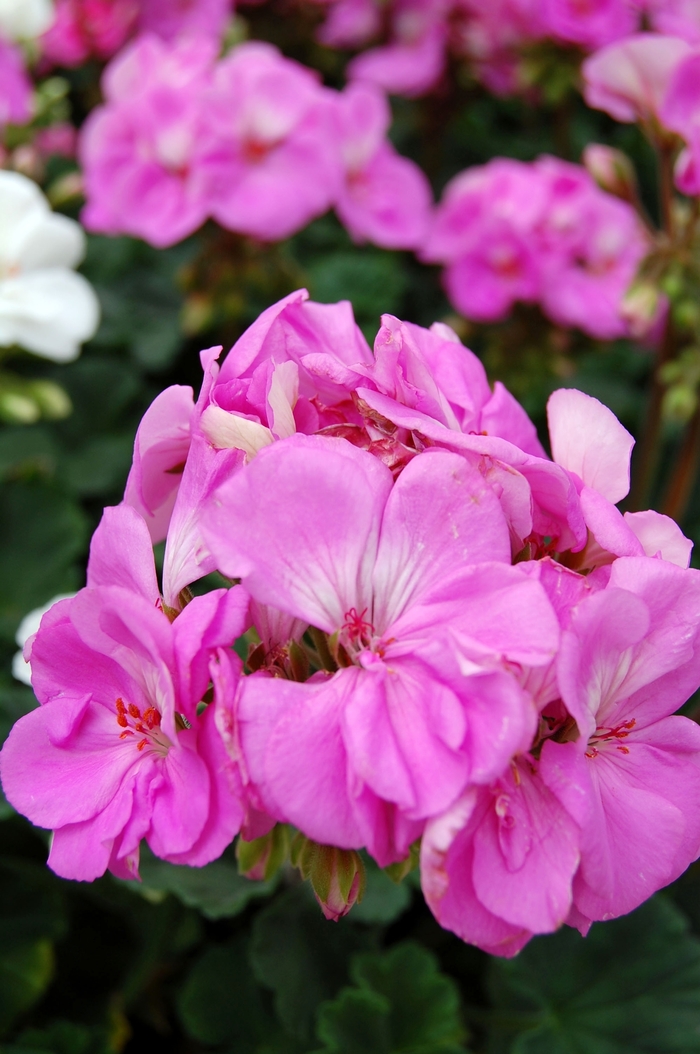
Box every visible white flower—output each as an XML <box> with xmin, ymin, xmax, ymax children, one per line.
<box><xmin>0</xmin><ymin>0</ymin><xmax>54</xmax><ymax>40</ymax></box>
<box><xmin>12</xmin><ymin>593</ymin><xmax>74</xmax><ymax>685</ymax></box>
<box><xmin>0</xmin><ymin>171</ymin><xmax>100</xmax><ymax>361</ymax></box>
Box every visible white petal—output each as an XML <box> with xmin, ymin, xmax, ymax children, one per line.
<box><xmin>0</xmin><ymin>269</ymin><xmax>100</xmax><ymax>360</ymax></box>
<box><xmin>0</xmin><ymin>0</ymin><xmax>54</xmax><ymax>40</ymax></box>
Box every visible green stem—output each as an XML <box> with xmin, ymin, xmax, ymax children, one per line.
<box><xmin>662</xmin><ymin>403</ymin><xmax>700</xmax><ymax>524</ymax></box>
<box><xmin>628</xmin><ymin>315</ymin><xmax>675</xmax><ymax>510</ymax></box>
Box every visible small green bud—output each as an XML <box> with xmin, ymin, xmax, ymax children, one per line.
<box><xmin>290</xmin><ymin>834</ymin><xmax>366</xmax><ymax>921</ymax></box>
<box><xmin>236</xmin><ymin>824</ymin><xmax>290</xmax><ymax>881</ymax></box>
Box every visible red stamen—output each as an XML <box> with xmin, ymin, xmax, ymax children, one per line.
<box><xmin>137</xmin><ymin>738</ymin><xmax>148</xmax><ymax>751</ymax></box>
<box><xmin>116</xmin><ymin>698</ymin><xmax>126</xmax><ymax>714</ymax></box>
<box><xmin>128</xmin><ymin>703</ymin><xmax>141</xmax><ymax>719</ymax></box>
<box><xmin>143</xmin><ymin>707</ymin><xmax>160</xmax><ymax>729</ymax></box>
<box><xmin>342</xmin><ymin>607</ymin><xmax>374</xmax><ymax>644</ymax></box>
<box><xmin>116</xmin><ymin>714</ymin><xmax>128</xmax><ymax>728</ymax></box>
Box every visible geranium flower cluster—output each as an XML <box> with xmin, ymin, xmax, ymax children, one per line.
<box><xmin>4</xmin><ymin>289</ymin><xmax>700</xmax><ymax>958</ymax></box>
<box><xmin>310</xmin><ymin>0</ymin><xmax>700</xmax><ymax>98</ymax></box>
<box><xmin>39</xmin><ymin>0</ymin><xmax>233</xmax><ymax>67</ymax></box>
<box><xmin>423</xmin><ymin>154</ymin><xmax>649</xmax><ymax>339</ymax></box>
<box><xmin>79</xmin><ymin>33</ymin><xmax>432</xmax><ymax>250</ymax></box>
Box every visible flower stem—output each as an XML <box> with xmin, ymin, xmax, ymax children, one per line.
<box><xmin>662</xmin><ymin>404</ymin><xmax>700</xmax><ymax>523</ymax></box>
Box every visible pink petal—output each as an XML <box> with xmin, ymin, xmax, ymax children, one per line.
<box><xmin>203</xmin><ymin>434</ymin><xmax>392</xmax><ymax>632</ymax></box>
<box><xmin>87</xmin><ymin>504</ymin><xmax>160</xmax><ymax>603</ymax></box>
<box><xmin>547</xmin><ymin>388</ymin><xmax>634</xmax><ymax>503</ymax></box>
<box><xmin>372</xmin><ymin>449</ymin><xmax>511</xmax><ymax>629</ymax></box>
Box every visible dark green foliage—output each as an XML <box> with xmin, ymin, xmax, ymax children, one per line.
<box><xmin>314</xmin><ymin>943</ymin><xmax>469</xmax><ymax>1054</ymax></box>
<box><xmin>486</xmin><ymin>897</ymin><xmax>700</xmax><ymax>1054</ymax></box>
<box><xmin>250</xmin><ymin>886</ymin><xmax>374</xmax><ymax>1042</ymax></box>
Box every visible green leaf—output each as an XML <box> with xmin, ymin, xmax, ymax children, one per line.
<box><xmin>250</xmin><ymin>886</ymin><xmax>374</xmax><ymax>1042</ymax></box>
<box><xmin>0</xmin><ymin>427</ymin><xmax>58</xmax><ymax>482</ymax></box>
<box><xmin>0</xmin><ymin>940</ymin><xmax>54</xmax><ymax>1036</ymax></box>
<box><xmin>305</xmin><ymin>250</ymin><xmax>408</xmax><ymax>342</ymax></box>
<box><xmin>178</xmin><ymin>934</ymin><xmax>270</xmax><ymax>1048</ymax></box>
<box><xmin>0</xmin><ymin>860</ymin><xmax>67</xmax><ymax>951</ymax></box>
<box><xmin>315</xmin><ymin>990</ymin><xmax>392</xmax><ymax>1054</ymax></box>
<box><xmin>130</xmin><ymin>845</ymin><xmax>278</xmax><ymax>919</ymax></box>
<box><xmin>487</xmin><ymin>896</ymin><xmax>700</xmax><ymax>1054</ymax></box>
<box><xmin>0</xmin><ymin>481</ymin><xmax>87</xmax><ymax>642</ymax></box>
<box><xmin>58</xmin><ymin>433</ymin><xmax>135</xmax><ymax>498</ymax></box>
<box><xmin>314</xmin><ymin>943</ymin><xmax>468</xmax><ymax>1054</ymax></box>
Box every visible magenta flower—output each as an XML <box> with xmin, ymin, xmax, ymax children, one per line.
<box><xmin>333</xmin><ymin>82</ymin><xmax>433</xmax><ymax>250</ymax></box>
<box><xmin>538</xmin><ymin>0</ymin><xmax>638</xmax><ymax>49</ymax></box>
<box><xmin>0</xmin><ymin>38</ymin><xmax>33</xmax><ymax>126</ymax></box>
<box><xmin>0</xmin><ymin>505</ymin><xmax>249</xmax><ymax>880</ymax></box>
<box><xmin>203</xmin><ymin>435</ymin><xmax>559</xmax><ymax>864</ymax></box>
<box><xmin>41</xmin><ymin>0</ymin><xmax>138</xmax><ymax>67</ymax></box>
<box><xmin>199</xmin><ymin>42</ymin><xmax>342</xmax><ymax>241</ymax></box>
<box><xmin>424</xmin><ymin>155</ymin><xmax>649</xmax><ymax>339</ymax></box>
<box><xmin>138</xmin><ymin>0</ymin><xmax>232</xmax><ymax>42</ymax></box>
<box><xmin>80</xmin><ymin>34</ymin><xmax>216</xmax><ymax>248</ymax></box>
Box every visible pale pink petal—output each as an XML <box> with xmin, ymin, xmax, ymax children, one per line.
<box><xmin>87</xmin><ymin>505</ymin><xmax>160</xmax><ymax>603</ymax></box>
<box><xmin>202</xmin><ymin>434</ymin><xmax>392</xmax><ymax>632</ymax></box>
<box><xmin>547</xmin><ymin>388</ymin><xmax>634</xmax><ymax>503</ymax></box>
<box><xmin>372</xmin><ymin>449</ymin><xmax>511</xmax><ymax>629</ymax></box>
<box><xmin>123</xmin><ymin>384</ymin><xmax>194</xmax><ymax>543</ymax></box>
<box><xmin>624</xmin><ymin>509</ymin><xmax>693</xmax><ymax>567</ymax></box>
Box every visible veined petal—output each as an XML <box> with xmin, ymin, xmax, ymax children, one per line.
<box><xmin>372</xmin><ymin>449</ymin><xmax>510</xmax><ymax>630</ymax></box>
<box><xmin>203</xmin><ymin>434</ymin><xmax>392</xmax><ymax>632</ymax></box>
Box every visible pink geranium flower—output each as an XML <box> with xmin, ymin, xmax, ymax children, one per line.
<box><xmin>199</xmin><ymin>42</ymin><xmax>342</xmax><ymax>241</ymax></box>
<box><xmin>203</xmin><ymin>435</ymin><xmax>559</xmax><ymax>865</ymax></box>
<box><xmin>79</xmin><ymin>34</ymin><xmax>216</xmax><ymax>247</ymax></box>
<box><xmin>0</xmin><ymin>505</ymin><xmax>249</xmax><ymax>880</ymax></box>
<box><xmin>333</xmin><ymin>82</ymin><xmax>433</xmax><ymax>249</ymax></box>
<box><xmin>41</xmin><ymin>0</ymin><xmax>138</xmax><ymax>67</ymax></box>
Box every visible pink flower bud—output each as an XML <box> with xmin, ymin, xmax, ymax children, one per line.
<box><xmin>583</xmin><ymin>144</ymin><xmax>637</xmax><ymax>201</ymax></box>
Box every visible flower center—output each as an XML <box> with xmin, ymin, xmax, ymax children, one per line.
<box><xmin>585</xmin><ymin>719</ymin><xmax>635</xmax><ymax>759</ymax></box>
<box><xmin>341</xmin><ymin>607</ymin><xmax>374</xmax><ymax>649</ymax></box>
<box><xmin>115</xmin><ymin>697</ymin><xmax>172</xmax><ymax>757</ymax></box>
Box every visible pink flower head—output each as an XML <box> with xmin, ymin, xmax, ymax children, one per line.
<box><xmin>316</xmin><ymin>0</ymin><xmax>381</xmax><ymax>48</ymax></box>
<box><xmin>422</xmin><ymin>158</ymin><xmax>547</xmax><ymax>321</ymax></box>
<box><xmin>79</xmin><ymin>34</ymin><xmax>216</xmax><ymax>248</ymax></box>
<box><xmin>538</xmin><ymin>0</ymin><xmax>638</xmax><ymax>49</ymax></box>
<box><xmin>536</xmin><ymin>157</ymin><xmax>650</xmax><ymax>339</ymax></box>
<box><xmin>347</xmin><ymin>20</ymin><xmax>448</xmax><ymax>97</ymax></box>
<box><xmin>0</xmin><ymin>38</ymin><xmax>33</xmax><ymax>126</ymax></box>
<box><xmin>582</xmin><ymin>33</ymin><xmax>693</xmax><ymax>126</ymax></box>
<box><xmin>203</xmin><ymin>435</ymin><xmax>559</xmax><ymax>865</ymax></box>
<box><xmin>41</xmin><ymin>0</ymin><xmax>139</xmax><ymax>66</ymax></box>
<box><xmin>333</xmin><ymin>81</ymin><xmax>433</xmax><ymax>249</ymax></box>
<box><xmin>0</xmin><ymin>505</ymin><xmax>250</xmax><ymax>880</ymax></box>
<box><xmin>138</xmin><ymin>0</ymin><xmax>233</xmax><ymax>42</ymax></box>
<box><xmin>200</xmin><ymin>42</ymin><xmax>342</xmax><ymax>241</ymax></box>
